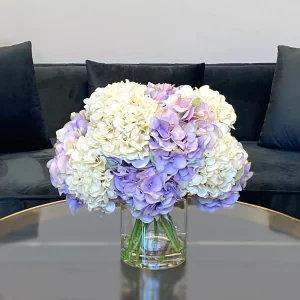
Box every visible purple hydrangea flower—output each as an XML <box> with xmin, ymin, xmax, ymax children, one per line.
<box><xmin>113</xmin><ymin>163</ymin><xmax>181</xmax><ymax>223</ymax></box>
<box><xmin>239</xmin><ymin>162</ymin><xmax>252</xmax><ymax>188</ymax></box>
<box><xmin>47</xmin><ymin>111</ymin><xmax>88</xmax><ymax>212</ymax></box>
<box><xmin>172</xmin><ymin>96</ymin><xmax>199</xmax><ymax>122</ymax></box>
<box><xmin>149</xmin><ymin>115</ymin><xmax>177</xmax><ymax>152</ymax></box>
<box><xmin>191</xmin><ymin>192</ymin><xmax>240</xmax><ymax>213</ymax></box>
<box><xmin>175</xmin><ymin>167</ymin><xmax>197</xmax><ymax>185</ymax></box>
<box><xmin>146</xmin><ymin>83</ymin><xmax>178</xmax><ymax>103</ymax></box>
<box><xmin>156</xmin><ymin>108</ymin><xmax>180</xmax><ymax>125</ymax></box>
<box><xmin>193</xmin><ymin>101</ymin><xmax>214</xmax><ymax>123</ymax></box>
<box><xmin>150</xmin><ymin>110</ymin><xmax>214</xmax><ymax>156</ymax></box>
<box><xmin>172</xmin><ymin>96</ymin><xmax>193</xmax><ymax>113</ymax></box>
<box><xmin>66</xmin><ymin>196</ymin><xmax>83</xmax><ymax>214</ymax></box>
<box><xmin>152</xmin><ymin>150</ymin><xmax>187</xmax><ymax>176</ymax></box>
<box><xmin>127</xmin><ymin>179</ymin><xmax>179</xmax><ymax>223</ymax></box>
<box><xmin>56</xmin><ymin>112</ymin><xmax>88</xmax><ymax>144</ymax></box>
<box><xmin>47</xmin><ymin>150</ymin><xmax>70</xmax><ymax>196</ymax></box>
<box><xmin>113</xmin><ymin>166</ymin><xmax>139</xmax><ymax>200</ymax></box>
<box><xmin>140</xmin><ymin>172</ymin><xmax>165</xmax><ymax>200</ymax></box>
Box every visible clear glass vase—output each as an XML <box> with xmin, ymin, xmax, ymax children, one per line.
<box><xmin>120</xmin><ymin>200</ymin><xmax>187</xmax><ymax>269</ymax></box>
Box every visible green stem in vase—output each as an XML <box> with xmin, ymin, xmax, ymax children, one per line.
<box><xmin>124</xmin><ymin>219</ymin><xmax>142</xmax><ymax>260</ymax></box>
<box><xmin>131</xmin><ymin>221</ymin><xmax>143</xmax><ymax>252</ymax></box>
<box><xmin>154</xmin><ymin>219</ymin><xmax>159</xmax><ymax>243</ymax></box>
<box><xmin>125</xmin><ymin>215</ymin><xmax>182</xmax><ymax>262</ymax></box>
<box><xmin>159</xmin><ymin>217</ymin><xmax>180</xmax><ymax>253</ymax></box>
<box><xmin>135</xmin><ymin>222</ymin><xmax>150</xmax><ymax>260</ymax></box>
<box><xmin>135</xmin><ymin>245</ymin><xmax>142</xmax><ymax>261</ymax></box>
<box><xmin>168</xmin><ymin>214</ymin><xmax>184</xmax><ymax>256</ymax></box>
<box><xmin>167</xmin><ymin>214</ymin><xmax>181</xmax><ymax>248</ymax></box>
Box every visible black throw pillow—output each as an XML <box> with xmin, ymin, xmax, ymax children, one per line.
<box><xmin>259</xmin><ymin>45</ymin><xmax>300</xmax><ymax>150</ymax></box>
<box><xmin>0</xmin><ymin>42</ymin><xmax>51</xmax><ymax>153</ymax></box>
<box><xmin>86</xmin><ymin>61</ymin><xmax>205</xmax><ymax>96</ymax></box>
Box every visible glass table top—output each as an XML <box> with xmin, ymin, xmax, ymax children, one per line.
<box><xmin>0</xmin><ymin>201</ymin><xmax>300</xmax><ymax>300</ymax></box>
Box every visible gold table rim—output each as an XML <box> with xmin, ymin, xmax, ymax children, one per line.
<box><xmin>0</xmin><ymin>200</ymin><xmax>299</xmax><ymax>224</ymax></box>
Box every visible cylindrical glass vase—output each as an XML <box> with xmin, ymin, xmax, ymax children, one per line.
<box><xmin>121</xmin><ymin>200</ymin><xmax>187</xmax><ymax>269</ymax></box>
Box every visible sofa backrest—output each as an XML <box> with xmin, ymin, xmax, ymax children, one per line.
<box><xmin>35</xmin><ymin>63</ymin><xmax>275</xmax><ymax>141</ymax></box>
<box><xmin>203</xmin><ymin>64</ymin><xmax>275</xmax><ymax>141</ymax></box>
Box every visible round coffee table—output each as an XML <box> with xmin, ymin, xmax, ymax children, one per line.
<box><xmin>0</xmin><ymin>201</ymin><xmax>299</xmax><ymax>300</ymax></box>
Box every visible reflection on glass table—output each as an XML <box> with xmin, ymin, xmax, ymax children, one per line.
<box><xmin>0</xmin><ymin>201</ymin><xmax>299</xmax><ymax>300</ymax></box>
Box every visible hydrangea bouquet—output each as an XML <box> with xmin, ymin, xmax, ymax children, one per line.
<box><xmin>48</xmin><ymin>81</ymin><xmax>252</xmax><ymax>267</ymax></box>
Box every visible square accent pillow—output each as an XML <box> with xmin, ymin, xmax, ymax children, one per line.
<box><xmin>86</xmin><ymin>61</ymin><xmax>205</xmax><ymax>96</ymax></box>
<box><xmin>0</xmin><ymin>42</ymin><xmax>51</xmax><ymax>153</ymax></box>
<box><xmin>259</xmin><ymin>45</ymin><xmax>300</xmax><ymax>150</ymax></box>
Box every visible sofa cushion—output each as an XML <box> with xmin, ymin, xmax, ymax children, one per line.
<box><xmin>259</xmin><ymin>46</ymin><xmax>300</xmax><ymax>150</ymax></box>
<box><xmin>0</xmin><ymin>148</ymin><xmax>61</xmax><ymax>199</ymax></box>
<box><xmin>35</xmin><ymin>65</ymin><xmax>89</xmax><ymax>138</ymax></box>
<box><xmin>243</xmin><ymin>142</ymin><xmax>300</xmax><ymax>192</ymax></box>
<box><xmin>86</xmin><ymin>61</ymin><xmax>205</xmax><ymax>95</ymax></box>
<box><xmin>0</xmin><ymin>42</ymin><xmax>52</xmax><ymax>153</ymax></box>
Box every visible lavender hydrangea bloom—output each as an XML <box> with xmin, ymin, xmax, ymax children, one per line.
<box><xmin>66</xmin><ymin>196</ymin><xmax>83</xmax><ymax>214</ymax></box>
<box><xmin>149</xmin><ymin>116</ymin><xmax>177</xmax><ymax>151</ymax></box>
<box><xmin>146</xmin><ymin>83</ymin><xmax>178</xmax><ymax>103</ymax></box>
<box><xmin>174</xmin><ymin>167</ymin><xmax>197</xmax><ymax>186</ymax></box>
<box><xmin>171</xmin><ymin>95</ymin><xmax>214</xmax><ymax>123</ymax></box>
<box><xmin>113</xmin><ymin>164</ymin><xmax>181</xmax><ymax>223</ymax></box>
<box><xmin>239</xmin><ymin>162</ymin><xmax>252</xmax><ymax>188</ymax></box>
<box><xmin>57</xmin><ymin>112</ymin><xmax>88</xmax><ymax>143</ymax></box>
<box><xmin>47</xmin><ymin>150</ymin><xmax>69</xmax><ymax>196</ymax></box>
<box><xmin>194</xmin><ymin>101</ymin><xmax>214</xmax><ymax>123</ymax></box>
<box><xmin>113</xmin><ymin>166</ymin><xmax>139</xmax><ymax>200</ymax></box>
<box><xmin>47</xmin><ymin>111</ymin><xmax>88</xmax><ymax>212</ymax></box>
<box><xmin>149</xmin><ymin>113</ymin><xmax>220</xmax><ymax>191</ymax></box>
<box><xmin>140</xmin><ymin>171</ymin><xmax>165</xmax><ymax>201</ymax></box>
<box><xmin>150</xmin><ymin>114</ymin><xmax>195</xmax><ymax>154</ymax></box>
<box><xmin>150</xmin><ymin>105</ymin><xmax>219</xmax><ymax>155</ymax></box>
<box><xmin>128</xmin><ymin>179</ymin><xmax>179</xmax><ymax>223</ymax></box>
<box><xmin>172</xmin><ymin>96</ymin><xmax>195</xmax><ymax>122</ymax></box>
<box><xmin>191</xmin><ymin>192</ymin><xmax>239</xmax><ymax>213</ymax></box>
<box><xmin>152</xmin><ymin>150</ymin><xmax>187</xmax><ymax>175</ymax></box>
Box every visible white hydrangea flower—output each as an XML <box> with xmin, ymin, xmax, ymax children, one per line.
<box><xmin>187</xmin><ymin>133</ymin><xmax>247</xmax><ymax>199</ymax></box>
<box><xmin>66</xmin><ymin>136</ymin><xmax>117</xmax><ymax>211</ymax></box>
<box><xmin>176</xmin><ymin>85</ymin><xmax>200</xmax><ymax>97</ymax></box>
<box><xmin>197</xmin><ymin>85</ymin><xmax>236</xmax><ymax>134</ymax></box>
<box><xmin>84</xmin><ymin>80</ymin><xmax>158</xmax><ymax>160</ymax></box>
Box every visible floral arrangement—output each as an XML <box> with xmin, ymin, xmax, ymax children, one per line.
<box><xmin>48</xmin><ymin>81</ymin><xmax>252</xmax><ymax>259</ymax></box>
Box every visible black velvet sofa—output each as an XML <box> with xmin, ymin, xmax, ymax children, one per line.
<box><xmin>1</xmin><ymin>63</ymin><xmax>300</xmax><ymax>219</ymax></box>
